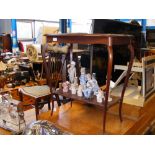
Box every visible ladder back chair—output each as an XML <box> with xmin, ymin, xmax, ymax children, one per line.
<box><xmin>41</xmin><ymin>43</ymin><xmax>69</xmax><ymax>115</ymax></box>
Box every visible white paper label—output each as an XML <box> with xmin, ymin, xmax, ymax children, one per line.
<box><xmin>53</xmin><ymin>38</ymin><xmax>57</xmax><ymax>41</ymax></box>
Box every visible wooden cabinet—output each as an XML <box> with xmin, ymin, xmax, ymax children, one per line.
<box><xmin>0</xmin><ymin>34</ymin><xmax>12</xmax><ymax>53</ymax></box>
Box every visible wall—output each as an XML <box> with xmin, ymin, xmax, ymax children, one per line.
<box><xmin>0</xmin><ymin>19</ymin><xmax>11</xmax><ymax>34</ymax></box>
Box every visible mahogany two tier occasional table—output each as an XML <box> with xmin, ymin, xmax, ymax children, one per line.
<box><xmin>44</xmin><ymin>33</ymin><xmax>135</xmax><ymax>133</ymax></box>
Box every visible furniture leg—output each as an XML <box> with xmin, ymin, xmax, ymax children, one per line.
<box><xmin>47</xmin><ymin>96</ymin><xmax>51</xmax><ymax>110</ymax></box>
<box><xmin>119</xmin><ymin>43</ymin><xmax>134</xmax><ymax>122</ymax></box>
<box><xmin>103</xmin><ymin>42</ymin><xmax>113</xmax><ymax>133</ymax></box>
<box><xmin>48</xmin><ymin>101</ymin><xmax>51</xmax><ymax>110</ymax></box>
<box><xmin>35</xmin><ymin>100</ymin><xmax>39</xmax><ymax>120</ymax></box>
<box><xmin>89</xmin><ymin>45</ymin><xmax>93</xmax><ymax>75</ymax></box>
<box><xmin>51</xmin><ymin>100</ymin><xmax>54</xmax><ymax>116</ymax></box>
<box><xmin>55</xmin><ymin>94</ymin><xmax>61</xmax><ymax>106</ymax></box>
<box><xmin>75</xmin><ymin>53</ymin><xmax>80</xmax><ymax>77</ymax></box>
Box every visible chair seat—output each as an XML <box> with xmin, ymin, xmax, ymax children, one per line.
<box><xmin>20</xmin><ymin>85</ymin><xmax>51</xmax><ymax>98</ymax></box>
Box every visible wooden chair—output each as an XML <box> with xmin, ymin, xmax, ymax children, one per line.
<box><xmin>42</xmin><ymin>44</ymin><xmax>69</xmax><ymax>115</ymax></box>
<box><xmin>19</xmin><ymin>44</ymin><xmax>68</xmax><ymax>120</ymax></box>
<box><xmin>19</xmin><ymin>84</ymin><xmax>51</xmax><ymax>120</ymax></box>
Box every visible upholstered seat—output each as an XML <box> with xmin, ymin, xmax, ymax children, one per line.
<box><xmin>19</xmin><ymin>85</ymin><xmax>50</xmax><ymax>98</ymax></box>
<box><xmin>19</xmin><ymin>85</ymin><xmax>52</xmax><ymax>120</ymax></box>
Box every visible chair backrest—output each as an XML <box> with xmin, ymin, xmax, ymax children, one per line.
<box><xmin>42</xmin><ymin>44</ymin><xmax>68</xmax><ymax>91</ymax></box>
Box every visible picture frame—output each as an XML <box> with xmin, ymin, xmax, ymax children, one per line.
<box><xmin>143</xmin><ymin>55</ymin><xmax>155</xmax><ymax>98</ymax></box>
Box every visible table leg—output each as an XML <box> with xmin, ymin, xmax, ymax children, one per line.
<box><xmin>89</xmin><ymin>45</ymin><xmax>93</xmax><ymax>75</ymax></box>
<box><xmin>74</xmin><ymin>53</ymin><xmax>80</xmax><ymax>78</ymax></box>
<box><xmin>103</xmin><ymin>44</ymin><xmax>113</xmax><ymax>133</ymax></box>
<box><xmin>51</xmin><ymin>99</ymin><xmax>54</xmax><ymax>116</ymax></box>
<box><xmin>119</xmin><ymin>43</ymin><xmax>134</xmax><ymax>121</ymax></box>
<box><xmin>69</xmin><ymin>44</ymin><xmax>73</xmax><ymax>63</ymax></box>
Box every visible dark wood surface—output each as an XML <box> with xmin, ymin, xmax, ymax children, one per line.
<box><xmin>55</xmin><ymin>89</ymin><xmax>120</xmax><ymax>108</ymax></box>
<box><xmin>45</xmin><ymin>33</ymin><xmax>133</xmax><ymax>37</ymax></box>
<box><xmin>45</xmin><ymin>33</ymin><xmax>134</xmax><ymax>45</ymax></box>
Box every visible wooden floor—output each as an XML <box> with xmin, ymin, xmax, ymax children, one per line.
<box><xmin>42</xmin><ymin>102</ymin><xmax>136</xmax><ymax>135</ymax></box>
<box><xmin>1</xmin><ymin>93</ymin><xmax>155</xmax><ymax>135</ymax></box>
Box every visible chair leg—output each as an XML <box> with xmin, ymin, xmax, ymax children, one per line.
<box><xmin>35</xmin><ymin>101</ymin><xmax>39</xmax><ymax>120</ymax></box>
<box><xmin>51</xmin><ymin>100</ymin><xmax>54</xmax><ymax>116</ymax></box>
<box><xmin>48</xmin><ymin>100</ymin><xmax>51</xmax><ymax>110</ymax></box>
<box><xmin>55</xmin><ymin>94</ymin><xmax>61</xmax><ymax>106</ymax></box>
<box><xmin>119</xmin><ymin>101</ymin><xmax>123</xmax><ymax>122</ymax></box>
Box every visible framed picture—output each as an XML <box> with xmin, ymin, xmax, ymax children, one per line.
<box><xmin>145</xmin><ymin>67</ymin><xmax>154</xmax><ymax>94</ymax></box>
<box><xmin>143</xmin><ymin>55</ymin><xmax>155</xmax><ymax>98</ymax></box>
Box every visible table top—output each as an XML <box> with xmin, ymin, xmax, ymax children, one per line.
<box><xmin>45</xmin><ymin>33</ymin><xmax>134</xmax><ymax>45</ymax></box>
<box><xmin>45</xmin><ymin>33</ymin><xmax>133</xmax><ymax>38</ymax></box>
